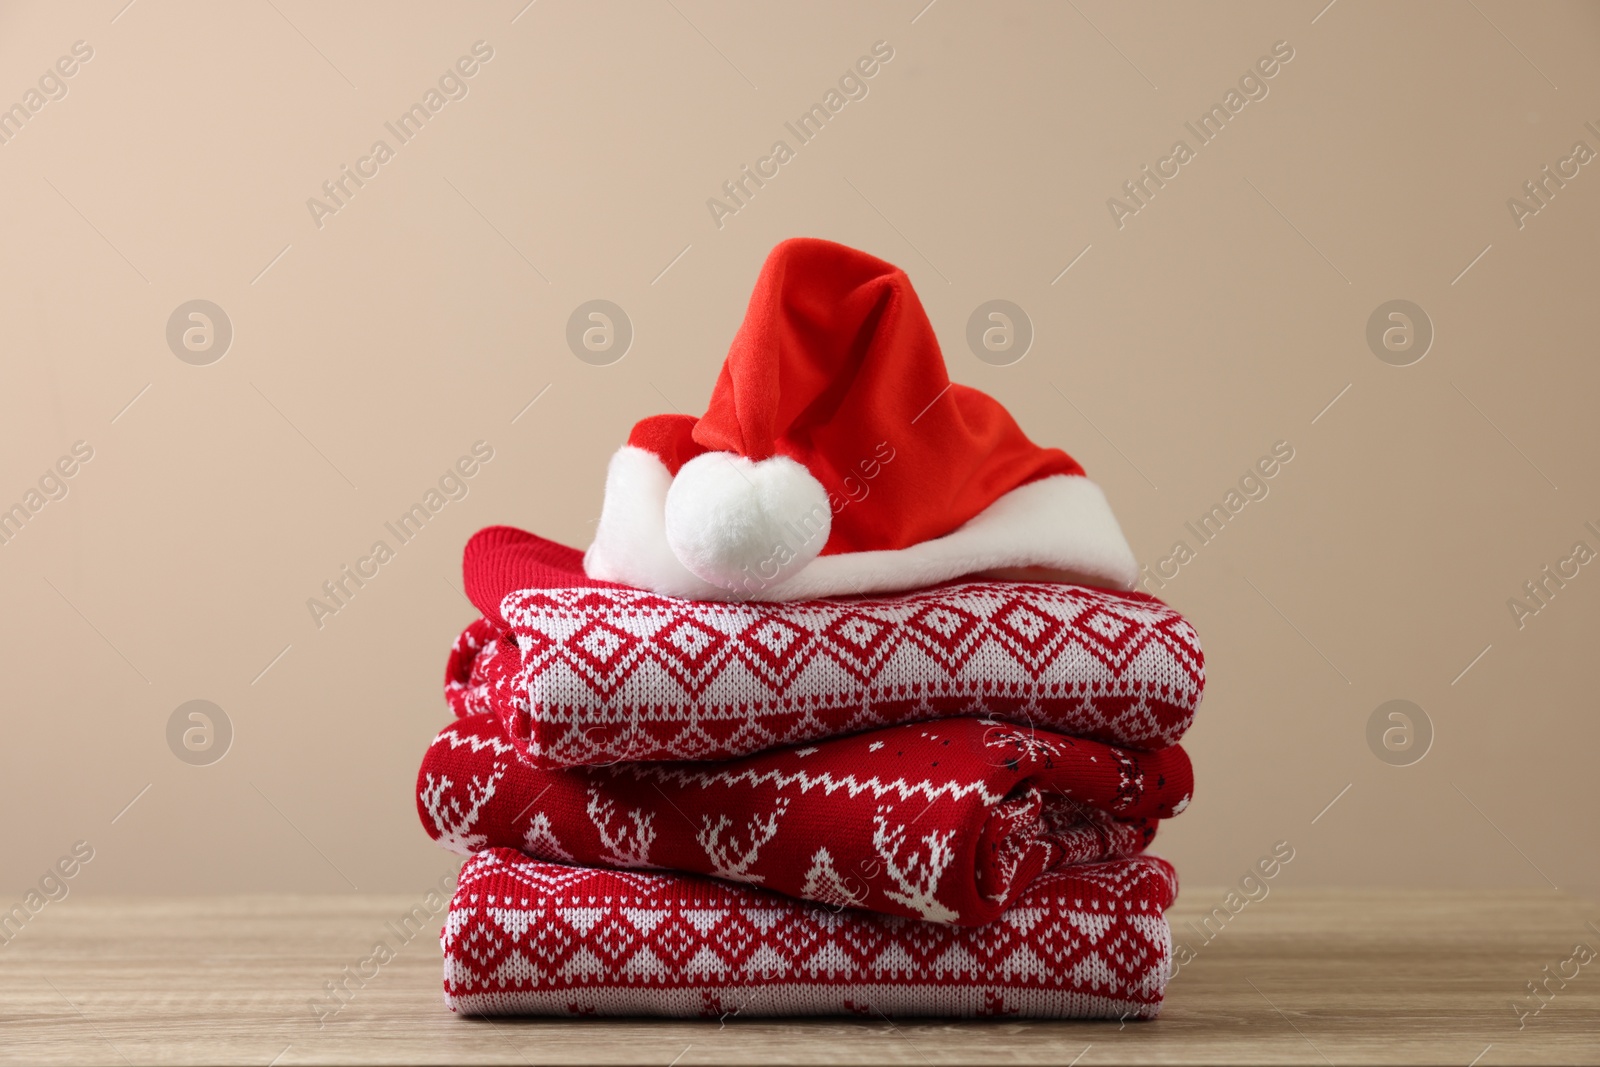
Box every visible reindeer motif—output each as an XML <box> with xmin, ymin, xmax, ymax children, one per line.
<box><xmin>697</xmin><ymin>797</ymin><xmax>790</xmax><ymax>884</ymax></box>
<box><xmin>585</xmin><ymin>786</ymin><xmax>658</xmax><ymax>868</ymax></box>
<box><xmin>418</xmin><ymin>764</ymin><xmax>506</xmax><ymax>855</ymax></box>
<box><xmin>871</xmin><ymin>806</ymin><xmax>959</xmax><ymax>923</ymax></box>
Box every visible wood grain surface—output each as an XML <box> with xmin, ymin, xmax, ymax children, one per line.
<box><xmin>1</xmin><ymin>888</ymin><xmax>1596</xmax><ymax>1065</ymax></box>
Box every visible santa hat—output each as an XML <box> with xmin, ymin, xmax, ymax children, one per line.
<box><xmin>584</xmin><ymin>238</ymin><xmax>1138</xmax><ymax>601</ymax></box>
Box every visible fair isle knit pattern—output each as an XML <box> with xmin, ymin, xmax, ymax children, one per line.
<box><xmin>442</xmin><ymin>849</ymin><xmax>1177</xmax><ymax>1019</ymax></box>
<box><xmin>418</xmin><ymin>714</ymin><xmax>1191</xmax><ymax>926</ymax></box>
<box><xmin>448</xmin><ymin>532</ymin><xmax>1205</xmax><ymax>767</ymax></box>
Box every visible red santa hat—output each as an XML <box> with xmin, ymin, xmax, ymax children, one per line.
<box><xmin>584</xmin><ymin>238</ymin><xmax>1138</xmax><ymax>601</ymax></box>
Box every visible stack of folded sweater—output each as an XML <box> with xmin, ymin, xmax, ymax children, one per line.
<box><xmin>414</xmin><ymin>239</ymin><xmax>1205</xmax><ymax>1020</ymax></box>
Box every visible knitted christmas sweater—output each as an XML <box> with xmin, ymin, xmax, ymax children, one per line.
<box><xmin>448</xmin><ymin>527</ymin><xmax>1205</xmax><ymax>767</ymax></box>
<box><xmin>442</xmin><ymin>848</ymin><xmax>1177</xmax><ymax>1019</ymax></box>
<box><xmin>418</xmin><ymin>713</ymin><xmax>1191</xmax><ymax>926</ymax></box>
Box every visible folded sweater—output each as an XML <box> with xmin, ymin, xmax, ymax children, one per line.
<box><xmin>442</xmin><ymin>848</ymin><xmax>1178</xmax><ymax>1019</ymax></box>
<box><xmin>449</xmin><ymin>527</ymin><xmax>1205</xmax><ymax>766</ymax></box>
<box><xmin>419</xmin><ymin>713</ymin><xmax>1191</xmax><ymax>925</ymax></box>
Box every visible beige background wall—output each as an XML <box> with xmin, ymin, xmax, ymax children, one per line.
<box><xmin>2</xmin><ymin>0</ymin><xmax>1596</xmax><ymax>900</ymax></box>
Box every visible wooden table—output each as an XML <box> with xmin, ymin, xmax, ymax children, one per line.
<box><xmin>2</xmin><ymin>889</ymin><xmax>1596</xmax><ymax>1065</ymax></box>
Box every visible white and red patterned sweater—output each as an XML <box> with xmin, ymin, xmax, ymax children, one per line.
<box><xmin>447</xmin><ymin>528</ymin><xmax>1205</xmax><ymax>767</ymax></box>
<box><xmin>443</xmin><ymin>848</ymin><xmax>1178</xmax><ymax>1019</ymax></box>
<box><xmin>418</xmin><ymin>713</ymin><xmax>1191</xmax><ymax>926</ymax></box>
